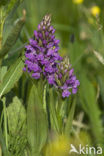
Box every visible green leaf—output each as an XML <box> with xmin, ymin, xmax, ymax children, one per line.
<box><xmin>0</xmin><ymin>10</ymin><xmax>26</xmax><ymax>58</ymax></box>
<box><xmin>79</xmin><ymin>74</ymin><xmax>104</xmax><ymax>144</ymax></box>
<box><xmin>27</xmin><ymin>84</ymin><xmax>48</xmax><ymax>156</ymax></box>
<box><xmin>0</xmin><ymin>66</ymin><xmax>7</xmax><ymax>82</ymax></box>
<box><xmin>7</xmin><ymin>96</ymin><xmax>26</xmax><ymax>134</ymax></box>
<box><xmin>7</xmin><ymin>96</ymin><xmax>27</xmax><ymax>155</ymax></box>
<box><xmin>0</xmin><ymin>57</ymin><xmax>24</xmax><ymax>98</ymax></box>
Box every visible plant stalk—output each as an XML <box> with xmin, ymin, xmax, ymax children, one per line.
<box><xmin>2</xmin><ymin>97</ymin><xmax>8</xmax><ymax>149</ymax></box>
<box><xmin>0</xmin><ymin>8</ymin><xmax>4</xmax><ymax>50</ymax></box>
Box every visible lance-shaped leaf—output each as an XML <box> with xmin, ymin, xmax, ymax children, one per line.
<box><xmin>27</xmin><ymin>85</ymin><xmax>48</xmax><ymax>156</ymax></box>
<box><xmin>0</xmin><ymin>66</ymin><xmax>7</xmax><ymax>82</ymax></box>
<box><xmin>0</xmin><ymin>57</ymin><xmax>24</xmax><ymax>98</ymax></box>
<box><xmin>0</xmin><ymin>10</ymin><xmax>26</xmax><ymax>58</ymax></box>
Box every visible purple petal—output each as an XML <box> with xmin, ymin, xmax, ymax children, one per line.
<box><xmin>23</xmin><ymin>67</ymin><xmax>26</xmax><ymax>71</ymax></box>
<box><xmin>45</xmin><ymin>65</ymin><xmax>54</xmax><ymax>73</ymax></box>
<box><xmin>52</xmin><ymin>29</ymin><xmax>55</xmax><ymax>34</ymax></box>
<box><xmin>34</xmin><ymin>30</ymin><xmax>38</xmax><ymax>38</ymax></box>
<box><xmin>36</xmin><ymin>54</ymin><xmax>44</xmax><ymax>60</ymax></box>
<box><xmin>74</xmin><ymin>80</ymin><xmax>80</xmax><ymax>88</ymax></box>
<box><xmin>45</xmin><ymin>31</ymin><xmax>49</xmax><ymax>37</ymax></box>
<box><xmin>32</xmin><ymin>73</ymin><xmax>40</xmax><ymax>79</ymax></box>
<box><xmin>38</xmin><ymin>32</ymin><xmax>43</xmax><ymax>39</ymax></box>
<box><xmin>53</xmin><ymin>53</ymin><xmax>62</xmax><ymax>61</ymax></box>
<box><xmin>25</xmin><ymin>53</ymin><xmax>35</xmax><ymax>61</ymax></box>
<box><xmin>25</xmin><ymin>60</ymin><xmax>40</xmax><ymax>72</ymax></box>
<box><xmin>43</xmin><ymin>26</ymin><xmax>45</xmax><ymax>30</ymax></box>
<box><xmin>69</xmin><ymin>69</ymin><xmax>74</xmax><ymax>77</ymax></box>
<box><xmin>41</xmin><ymin>59</ymin><xmax>49</xmax><ymax>65</ymax></box>
<box><xmin>43</xmin><ymin>40</ymin><xmax>47</xmax><ymax>45</ymax></box>
<box><xmin>29</xmin><ymin>39</ymin><xmax>37</xmax><ymax>46</ymax></box>
<box><xmin>58</xmin><ymin>73</ymin><xmax>62</xmax><ymax>79</ymax></box>
<box><xmin>47</xmin><ymin>49</ymin><xmax>54</xmax><ymax>56</ymax></box>
<box><xmin>54</xmin><ymin>39</ymin><xmax>60</xmax><ymax>44</ymax></box>
<box><xmin>50</xmin><ymin>35</ymin><xmax>55</xmax><ymax>40</ymax></box>
<box><xmin>38</xmin><ymin>24</ymin><xmax>41</xmax><ymax>30</ymax></box>
<box><xmin>62</xmin><ymin>90</ymin><xmax>71</xmax><ymax>98</ymax></box>
<box><xmin>25</xmin><ymin>45</ymin><xmax>34</xmax><ymax>51</ymax></box>
<box><xmin>48</xmin><ymin>75</ymin><xmax>55</xmax><ymax>85</ymax></box>
<box><xmin>54</xmin><ymin>47</ymin><xmax>60</xmax><ymax>52</ymax></box>
<box><xmin>47</xmin><ymin>42</ymin><xmax>54</xmax><ymax>48</ymax></box>
<box><xmin>41</xmin><ymin>47</ymin><xmax>45</xmax><ymax>53</ymax></box>
<box><xmin>49</xmin><ymin>26</ymin><xmax>54</xmax><ymax>31</ymax></box>
<box><xmin>72</xmin><ymin>88</ymin><xmax>77</xmax><ymax>94</ymax></box>
<box><xmin>61</xmin><ymin>84</ymin><xmax>68</xmax><ymax>90</ymax></box>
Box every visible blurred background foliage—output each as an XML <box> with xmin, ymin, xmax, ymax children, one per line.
<box><xmin>1</xmin><ymin>0</ymin><xmax>104</xmax><ymax>155</ymax></box>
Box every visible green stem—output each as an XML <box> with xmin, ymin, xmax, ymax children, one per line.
<box><xmin>49</xmin><ymin>88</ymin><xmax>60</xmax><ymax>133</ymax></box>
<box><xmin>0</xmin><ymin>109</ymin><xmax>3</xmax><ymax>128</ymax></box>
<box><xmin>56</xmin><ymin>94</ymin><xmax>64</xmax><ymax>133</ymax></box>
<box><xmin>0</xmin><ymin>129</ymin><xmax>8</xmax><ymax>156</ymax></box>
<box><xmin>43</xmin><ymin>84</ymin><xmax>47</xmax><ymax>113</ymax></box>
<box><xmin>0</xmin><ymin>8</ymin><xmax>4</xmax><ymax>50</ymax></box>
<box><xmin>34</xmin><ymin>79</ymin><xmax>44</xmax><ymax>106</ymax></box>
<box><xmin>2</xmin><ymin>97</ymin><xmax>8</xmax><ymax>149</ymax></box>
<box><xmin>65</xmin><ymin>98</ymin><xmax>76</xmax><ymax>137</ymax></box>
<box><xmin>57</xmin><ymin>93</ymin><xmax>62</xmax><ymax>114</ymax></box>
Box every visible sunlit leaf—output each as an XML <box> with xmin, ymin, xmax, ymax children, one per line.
<box><xmin>0</xmin><ymin>58</ymin><xmax>24</xmax><ymax>98</ymax></box>
<box><xmin>27</xmin><ymin>84</ymin><xmax>48</xmax><ymax>155</ymax></box>
<box><xmin>0</xmin><ymin>66</ymin><xmax>7</xmax><ymax>82</ymax></box>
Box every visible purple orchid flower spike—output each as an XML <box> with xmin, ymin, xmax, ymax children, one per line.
<box><xmin>24</xmin><ymin>14</ymin><xmax>62</xmax><ymax>80</ymax></box>
<box><xmin>48</xmin><ymin>57</ymin><xmax>80</xmax><ymax>98</ymax></box>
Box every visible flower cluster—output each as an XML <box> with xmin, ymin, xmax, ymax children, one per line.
<box><xmin>48</xmin><ymin>57</ymin><xmax>80</xmax><ymax>98</ymax></box>
<box><xmin>24</xmin><ymin>14</ymin><xmax>62</xmax><ymax>79</ymax></box>
<box><xmin>24</xmin><ymin>15</ymin><xmax>80</xmax><ymax>98</ymax></box>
